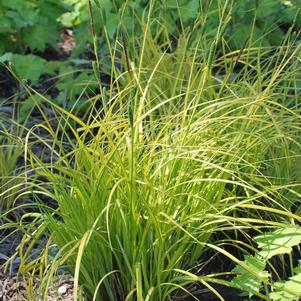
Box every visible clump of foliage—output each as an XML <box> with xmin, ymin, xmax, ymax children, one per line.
<box><xmin>19</xmin><ymin>12</ymin><xmax>301</xmax><ymax>300</ymax></box>
<box><xmin>68</xmin><ymin>0</ymin><xmax>301</xmax><ymax>51</ymax></box>
<box><xmin>0</xmin><ymin>0</ymin><xmax>98</xmax><ymax>107</ymax></box>
<box><xmin>0</xmin><ymin>0</ymin><xmax>66</xmax><ymax>54</ymax></box>
<box><xmin>218</xmin><ymin>0</ymin><xmax>301</xmax><ymax>48</ymax></box>
<box><xmin>1</xmin><ymin>1</ymin><xmax>299</xmax><ymax>300</ymax></box>
<box><xmin>1</xmin><ymin>0</ymin><xmax>301</xmax><ymax>84</ymax></box>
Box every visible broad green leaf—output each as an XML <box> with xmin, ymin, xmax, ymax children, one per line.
<box><xmin>3</xmin><ymin>1</ymin><xmax>38</xmax><ymax>28</ymax></box>
<box><xmin>58</xmin><ymin>0</ymin><xmax>87</xmax><ymax>26</ymax></box>
<box><xmin>270</xmin><ymin>282</ymin><xmax>295</xmax><ymax>301</ymax></box>
<box><xmin>23</xmin><ymin>20</ymin><xmax>58</xmax><ymax>51</ymax></box>
<box><xmin>94</xmin><ymin>0</ymin><xmax>113</xmax><ymax>12</ymax></box>
<box><xmin>231</xmin><ymin>255</ymin><xmax>270</xmax><ymax>297</ymax></box>
<box><xmin>178</xmin><ymin>0</ymin><xmax>200</xmax><ymax>23</ymax></box>
<box><xmin>38</xmin><ymin>1</ymin><xmax>67</xmax><ymax>20</ymax></box>
<box><xmin>255</xmin><ymin>227</ymin><xmax>301</xmax><ymax>259</ymax></box>
<box><xmin>58</xmin><ymin>11</ymin><xmax>80</xmax><ymax>27</ymax></box>
<box><xmin>44</xmin><ymin>60</ymin><xmax>66</xmax><ymax>75</ymax></box>
<box><xmin>165</xmin><ymin>0</ymin><xmax>200</xmax><ymax>23</ymax></box>
<box><xmin>229</xmin><ymin>24</ymin><xmax>269</xmax><ymax>49</ymax></box>
<box><xmin>62</xmin><ymin>0</ymin><xmax>85</xmax><ymax>5</ymax></box>
<box><xmin>10</xmin><ymin>54</ymin><xmax>46</xmax><ymax>84</ymax></box>
<box><xmin>256</xmin><ymin>0</ymin><xmax>279</xmax><ymax>20</ymax></box>
<box><xmin>0</xmin><ymin>16</ymin><xmax>13</xmax><ymax>33</ymax></box>
<box><xmin>6</xmin><ymin>11</ymin><xmax>34</xmax><ymax>28</ymax></box>
<box><xmin>270</xmin><ymin>273</ymin><xmax>301</xmax><ymax>301</ymax></box>
<box><xmin>2</xmin><ymin>0</ymin><xmax>29</xmax><ymax>10</ymax></box>
<box><xmin>0</xmin><ymin>52</ymin><xmax>12</xmax><ymax>63</ymax></box>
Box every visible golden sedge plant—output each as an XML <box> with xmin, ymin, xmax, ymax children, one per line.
<box><xmin>19</xmin><ymin>3</ymin><xmax>301</xmax><ymax>300</ymax></box>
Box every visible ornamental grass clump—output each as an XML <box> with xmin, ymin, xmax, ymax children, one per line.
<box><xmin>20</xmin><ymin>4</ymin><xmax>301</xmax><ymax>299</ymax></box>
<box><xmin>22</xmin><ymin>34</ymin><xmax>301</xmax><ymax>301</ymax></box>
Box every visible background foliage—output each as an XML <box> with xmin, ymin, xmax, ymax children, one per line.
<box><xmin>1</xmin><ymin>0</ymin><xmax>300</xmax><ymax>82</ymax></box>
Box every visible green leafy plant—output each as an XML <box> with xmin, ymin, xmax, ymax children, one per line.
<box><xmin>223</xmin><ymin>0</ymin><xmax>301</xmax><ymax>48</ymax></box>
<box><xmin>0</xmin><ymin>53</ymin><xmax>46</xmax><ymax>84</ymax></box>
<box><xmin>0</xmin><ymin>0</ymin><xmax>65</xmax><ymax>84</ymax></box>
<box><xmin>231</xmin><ymin>226</ymin><xmax>301</xmax><ymax>301</ymax></box>
<box><xmin>0</xmin><ymin>0</ymin><xmax>87</xmax><ymax>86</ymax></box>
<box><xmin>0</xmin><ymin>0</ymin><xmax>67</xmax><ymax>54</ymax></box>
<box><xmin>1</xmin><ymin>0</ymin><xmax>300</xmax><ymax>85</ymax></box>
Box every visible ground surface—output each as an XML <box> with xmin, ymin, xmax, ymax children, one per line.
<box><xmin>0</xmin><ymin>269</ymin><xmax>74</xmax><ymax>301</ymax></box>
